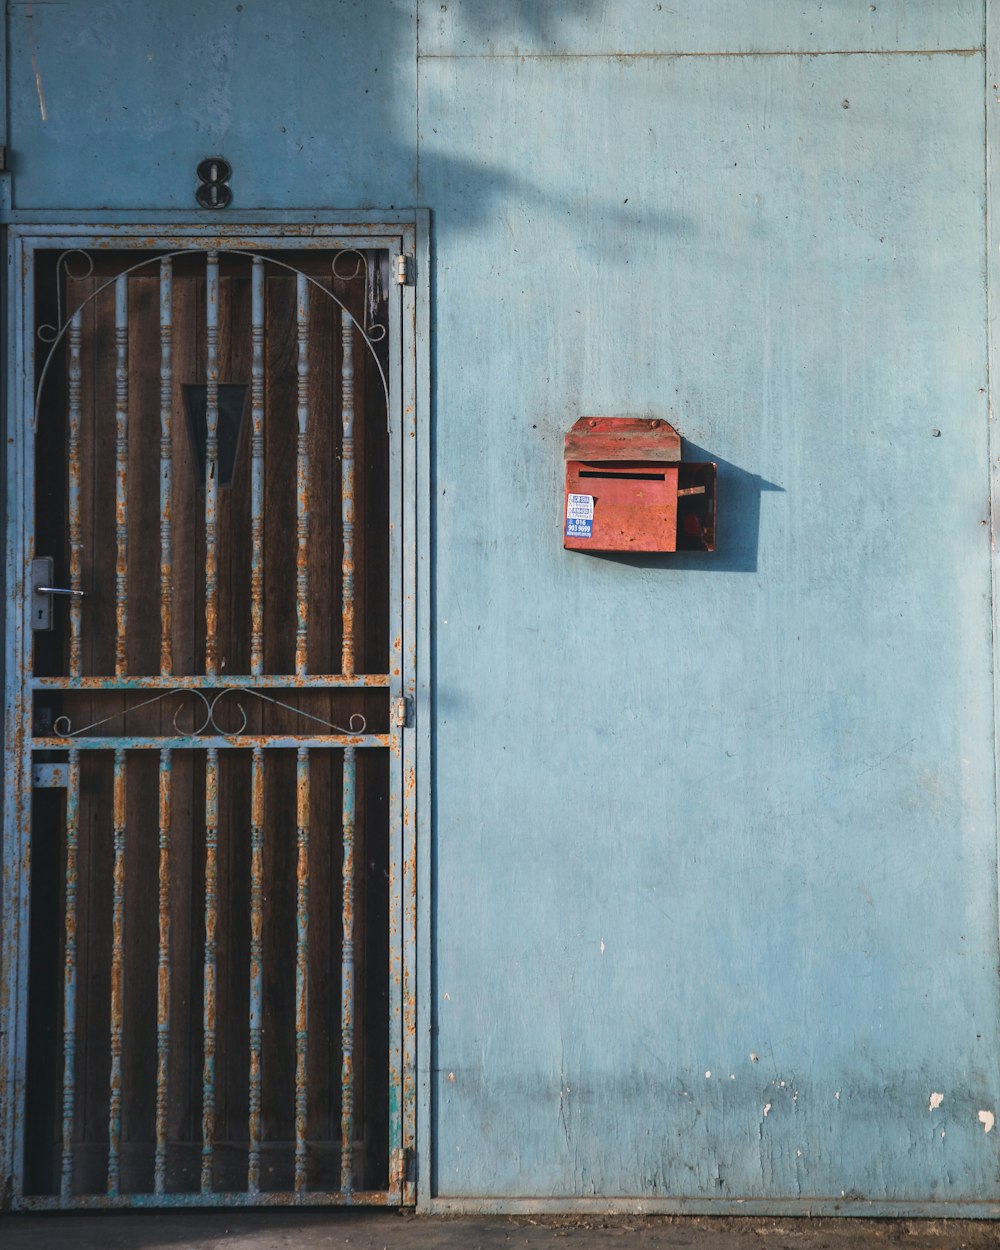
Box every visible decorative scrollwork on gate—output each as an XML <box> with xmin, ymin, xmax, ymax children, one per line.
<box><xmin>36</xmin><ymin>249</ymin><xmax>96</xmax><ymax>344</ymax></box>
<box><xmin>331</xmin><ymin>247</ymin><xmax>388</xmax><ymax>344</ymax></box>
<box><xmin>51</xmin><ymin>687</ymin><xmax>368</xmax><ymax>739</ymax></box>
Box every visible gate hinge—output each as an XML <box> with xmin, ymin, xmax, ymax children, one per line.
<box><xmin>32</xmin><ymin>763</ymin><xmax>69</xmax><ymax>789</ymax></box>
<box><xmin>391</xmin><ymin>695</ymin><xmax>414</xmax><ymax>730</ymax></box>
<box><xmin>393</xmin><ymin>1145</ymin><xmax>417</xmax><ymax>1188</ymax></box>
<box><xmin>395</xmin><ymin>253</ymin><xmax>414</xmax><ymax>286</ymax></box>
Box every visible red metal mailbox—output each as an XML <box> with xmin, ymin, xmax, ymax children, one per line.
<box><xmin>563</xmin><ymin>417</ymin><xmax>716</xmax><ymax>553</ymax></box>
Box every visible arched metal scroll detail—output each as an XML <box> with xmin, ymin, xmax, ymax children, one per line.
<box><xmin>37</xmin><ymin>249</ymin><xmax>96</xmax><ymax>344</ymax></box>
<box><xmin>33</xmin><ymin>245</ymin><xmax>391</xmax><ymax>428</ymax></box>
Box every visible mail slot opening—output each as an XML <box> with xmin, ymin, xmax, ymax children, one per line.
<box><xmin>578</xmin><ymin>469</ymin><xmax>666</xmax><ymax>481</ymax></box>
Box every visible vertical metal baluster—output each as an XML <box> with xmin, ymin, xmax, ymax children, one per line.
<box><xmin>340</xmin><ymin>311</ymin><xmax>355</xmax><ymax>677</ymax></box>
<box><xmin>250</xmin><ymin>258</ymin><xmax>265</xmax><ymax>678</ymax></box>
<box><xmin>59</xmin><ymin>748</ymin><xmax>81</xmax><ymax>1204</ymax></box>
<box><xmin>340</xmin><ymin>746</ymin><xmax>356</xmax><ymax>1195</ymax></box>
<box><xmin>201</xmin><ymin>747</ymin><xmax>219</xmax><ymax>1194</ymax></box>
<box><xmin>294</xmin><ymin>746</ymin><xmax>310</xmax><ymax>1194</ymax></box>
<box><xmin>154</xmin><ymin>748</ymin><xmax>171</xmax><ymax>1195</ymax></box>
<box><xmin>114</xmin><ymin>276</ymin><xmax>129</xmax><ymax>678</ymax></box>
<box><xmin>107</xmin><ymin>748</ymin><xmax>127</xmax><ymax>1195</ymax></box>
<box><xmin>159</xmin><ymin>259</ymin><xmax>173</xmax><ymax>676</ymax></box>
<box><xmin>295</xmin><ymin>275</ymin><xmax>310</xmax><ymax>677</ymax></box>
<box><xmin>247</xmin><ymin>746</ymin><xmax>264</xmax><ymax>1194</ymax></box>
<box><xmin>110</xmin><ymin>291</ymin><xmax>129</xmax><ymax>1194</ymax></box>
<box><xmin>67</xmin><ymin>312</ymin><xmax>83</xmax><ymax>678</ymax></box>
<box><xmin>205</xmin><ymin>252</ymin><xmax>220</xmax><ymax>678</ymax></box>
<box><xmin>293</xmin><ymin>269</ymin><xmax>311</xmax><ymax>1185</ymax></box>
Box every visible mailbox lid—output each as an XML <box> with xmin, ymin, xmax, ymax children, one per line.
<box><xmin>563</xmin><ymin>417</ymin><xmax>682</xmax><ymax>463</ymax></box>
<box><xmin>564</xmin><ymin>460</ymin><xmax>680</xmax><ymax>551</ymax></box>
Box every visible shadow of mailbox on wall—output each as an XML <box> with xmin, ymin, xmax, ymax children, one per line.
<box><xmin>563</xmin><ymin>417</ymin><xmax>717</xmax><ymax>553</ymax></box>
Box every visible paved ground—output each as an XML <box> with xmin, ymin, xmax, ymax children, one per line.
<box><xmin>0</xmin><ymin>1213</ymin><xmax>999</xmax><ymax>1250</ymax></box>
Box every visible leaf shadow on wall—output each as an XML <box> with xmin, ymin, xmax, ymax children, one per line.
<box><xmin>593</xmin><ymin>440</ymin><xmax>783</xmax><ymax>574</ymax></box>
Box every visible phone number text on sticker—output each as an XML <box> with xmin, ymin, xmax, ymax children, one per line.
<box><xmin>566</xmin><ymin>492</ymin><xmax>595</xmax><ymax>538</ymax></box>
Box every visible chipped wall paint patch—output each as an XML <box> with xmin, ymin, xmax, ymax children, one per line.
<box><xmin>979</xmin><ymin>1110</ymin><xmax>995</xmax><ymax>1133</ymax></box>
<box><xmin>763</xmin><ymin>1103</ymin><xmax>772</xmax><ymax>1117</ymax></box>
<box><xmin>929</xmin><ymin>1092</ymin><xmax>944</xmax><ymax>1111</ymax></box>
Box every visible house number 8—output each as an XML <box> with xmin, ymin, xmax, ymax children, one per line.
<box><xmin>196</xmin><ymin>157</ymin><xmax>233</xmax><ymax>209</ymax></box>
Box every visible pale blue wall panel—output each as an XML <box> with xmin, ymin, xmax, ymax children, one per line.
<box><xmin>420</xmin><ymin>0</ymin><xmax>983</xmax><ymax>57</ymax></box>
<box><xmin>422</xmin><ymin>48</ymin><xmax>999</xmax><ymax>1200</ymax></box>
<box><xmin>6</xmin><ymin>0</ymin><xmax>417</xmax><ymax>209</ymax></box>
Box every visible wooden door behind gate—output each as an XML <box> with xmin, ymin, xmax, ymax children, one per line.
<box><xmin>5</xmin><ymin>241</ymin><xmax>406</xmax><ymax>1208</ymax></box>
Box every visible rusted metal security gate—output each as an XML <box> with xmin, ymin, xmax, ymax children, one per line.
<box><xmin>0</xmin><ymin>225</ymin><xmax>418</xmax><ymax>1209</ymax></box>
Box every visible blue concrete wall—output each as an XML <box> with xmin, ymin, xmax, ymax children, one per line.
<box><xmin>4</xmin><ymin>0</ymin><xmax>416</xmax><ymax>208</ymax></box>
<box><xmin>4</xmin><ymin>0</ymin><xmax>1000</xmax><ymax>1211</ymax></box>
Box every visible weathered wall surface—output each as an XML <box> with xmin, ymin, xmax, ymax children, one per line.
<box><xmin>4</xmin><ymin>0</ymin><xmax>417</xmax><ymax>209</ymax></box>
<box><xmin>422</xmin><ymin>1</ymin><xmax>1000</xmax><ymax>1207</ymax></box>
<box><xmin>4</xmin><ymin>0</ymin><xmax>1000</xmax><ymax>1210</ymax></box>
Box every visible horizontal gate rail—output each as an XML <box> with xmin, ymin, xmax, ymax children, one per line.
<box><xmin>32</xmin><ymin>735</ymin><xmax>390</xmax><ymax>750</ymax></box>
<box><xmin>16</xmin><ymin>1191</ymin><xmax>394</xmax><ymax>1211</ymax></box>
<box><xmin>31</xmin><ymin>675</ymin><xmax>390</xmax><ymax>690</ymax></box>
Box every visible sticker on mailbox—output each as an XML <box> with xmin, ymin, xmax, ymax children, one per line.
<box><xmin>566</xmin><ymin>492</ymin><xmax>595</xmax><ymax>538</ymax></box>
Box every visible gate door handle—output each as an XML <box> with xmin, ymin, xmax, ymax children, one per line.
<box><xmin>31</xmin><ymin>556</ymin><xmax>85</xmax><ymax>631</ymax></box>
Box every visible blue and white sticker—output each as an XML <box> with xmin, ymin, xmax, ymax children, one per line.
<box><xmin>566</xmin><ymin>492</ymin><xmax>595</xmax><ymax>538</ymax></box>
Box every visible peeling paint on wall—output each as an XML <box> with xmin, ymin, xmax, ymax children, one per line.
<box><xmin>25</xmin><ymin>2</ymin><xmax>48</xmax><ymax>122</ymax></box>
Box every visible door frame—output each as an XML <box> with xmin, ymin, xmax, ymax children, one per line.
<box><xmin>0</xmin><ymin>214</ymin><xmax>429</xmax><ymax>1210</ymax></box>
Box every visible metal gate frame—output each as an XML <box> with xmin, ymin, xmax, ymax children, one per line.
<box><xmin>0</xmin><ymin>214</ymin><xmax>428</xmax><ymax>1210</ymax></box>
